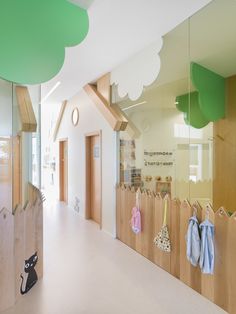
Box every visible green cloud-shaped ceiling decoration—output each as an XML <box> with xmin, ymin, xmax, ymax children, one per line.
<box><xmin>176</xmin><ymin>91</ymin><xmax>209</xmax><ymax>129</ymax></box>
<box><xmin>191</xmin><ymin>62</ymin><xmax>225</xmax><ymax>121</ymax></box>
<box><xmin>0</xmin><ymin>0</ymin><xmax>89</xmax><ymax>84</ymax></box>
<box><xmin>176</xmin><ymin>62</ymin><xmax>226</xmax><ymax>129</ymax></box>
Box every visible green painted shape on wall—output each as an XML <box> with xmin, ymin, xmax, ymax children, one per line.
<box><xmin>191</xmin><ymin>62</ymin><xmax>225</xmax><ymax>121</ymax></box>
<box><xmin>0</xmin><ymin>0</ymin><xmax>89</xmax><ymax>84</ymax></box>
<box><xmin>176</xmin><ymin>91</ymin><xmax>209</xmax><ymax>129</ymax></box>
<box><xmin>176</xmin><ymin>63</ymin><xmax>226</xmax><ymax>129</ymax></box>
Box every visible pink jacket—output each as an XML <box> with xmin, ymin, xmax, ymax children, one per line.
<box><xmin>131</xmin><ymin>206</ymin><xmax>141</xmax><ymax>234</ymax></box>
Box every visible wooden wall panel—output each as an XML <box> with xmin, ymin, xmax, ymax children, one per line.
<box><xmin>119</xmin><ymin>185</ymin><xmax>128</xmax><ymax>244</ymax></box>
<box><xmin>228</xmin><ymin>212</ymin><xmax>236</xmax><ymax>314</ymax></box>
<box><xmin>170</xmin><ymin>199</ymin><xmax>180</xmax><ymax>278</ymax></box>
<box><xmin>14</xmin><ymin>206</ymin><xmax>25</xmax><ymax>300</ymax></box>
<box><xmin>214</xmin><ymin>208</ymin><xmax>229</xmax><ymax>312</ymax></box>
<box><xmin>213</xmin><ymin>75</ymin><xmax>236</xmax><ymax>213</ymax></box>
<box><xmin>201</xmin><ymin>204</ymin><xmax>215</xmax><ymax>302</ymax></box>
<box><xmin>35</xmin><ymin>199</ymin><xmax>43</xmax><ymax>279</ymax></box>
<box><xmin>127</xmin><ymin>187</ymin><xmax>136</xmax><ymax>250</ymax></box>
<box><xmin>122</xmin><ymin>186</ymin><xmax>132</xmax><ymax>247</ymax></box>
<box><xmin>116</xmin><ymin>184</ymin><xmax>121</xmax><ymax>239</ymax></box>
<box><xmin>153</xmin><ymin>196</ymin><xmax>162</xmax><ymax>267</ymax></box>
<box><xmin>24</xmin><ymin>202</ymin><xmax>36</xmax><ymax>259</ymax></box>
<box><xmin>140</xmin><ymin>191</ymin><xmax>154</xmax><ymax>260</ymax></box>
<box><xmin>0</xmin><ymin>208</ymin><xmax>15</xmax><ymax>312</ymax></box>
<box><xmin>0</xmin><ymin>184</ymin><xmax>43</xmax><ymax>311</ymax></box>
<box><xmin>116</xmin><ymin>186</ymin><xmax>236</xmax><ymax>313</ymax></box>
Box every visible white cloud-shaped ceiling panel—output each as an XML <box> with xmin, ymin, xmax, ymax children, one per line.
<box><xmin>111</xmin><ymin>39</ymin><xmax>163</xmax><ymax>101</ymax></box>
<box><xmin>41</xmin><ymin>0</ymin><xmax>213</xmax><ymax>104</ymax></box>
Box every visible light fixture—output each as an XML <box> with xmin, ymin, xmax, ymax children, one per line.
<box><xmin>41</xmin><ymin>81</ymin><xmax>61</xmax><ymax>104</ymax></box>
<box><xmin>122</xmin><ymin>101</ymin><xmax>147</xmax><ymax>111</ymax></box>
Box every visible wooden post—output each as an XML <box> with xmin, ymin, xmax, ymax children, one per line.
<box><xmin>15</xmin><ymin>86</ymin><xmax>37</xmax><ymax>132</ymax></box>
<box><xmin>201</xmin><ymin>204</ymin><xmax>215</xmax><ymax>302</ymax></box>
<box><xmin>0</xmin><ymin>208</ymin><xmax>15</xmax><ymax>312</ymax></box>
<box><xmin>228</xmin><ymin>212</ymin><xmax>236</xmax><ymax>314</ymax></box>
<box><xmin>170</xmin><ymin>198</ymin><xmax>180</xmax><ymax>278</ymax></box>
<box><xmin>214</xmin><ymin>207</ymin><xmax>229</xmax><ymax>312</ymax></box>
<box><xmin>14</xmin><ymin>205</ymin><xmax>25</xmax><ymax>301</ymax></box>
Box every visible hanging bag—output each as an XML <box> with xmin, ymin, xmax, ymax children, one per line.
<box><xmin>154</xmin><ymin>195</ymin><xmax>171</xmax><ymax>252</ymax></box>
<box><xmin>130</xmin><ymin>189</ymin><xmax>141</xmax><ymax>234</ymax></box>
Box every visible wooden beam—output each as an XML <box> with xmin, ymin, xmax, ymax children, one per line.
<box><xmin>84</xmin><ymin>84</ymin><xmax>128</xmax><ymax>131</ymax></box>
<box><xmin>111</xmin><ymin>104</ymin><xmax>141</xmax><ymax>138</ymax></box>
<box><xmin>97</xmin><ymin>73</ymin><xmax>111</xmax><ymax>104</ymax></box>
<box><xmin>53</xmin><ymin>100</ymin><xmax>67</xmax><ymax>142</ymax></box>
<box><xmin>15</xmin><ymin>86</ymin><xmax>37</xmax><ymax>132</ymax></box>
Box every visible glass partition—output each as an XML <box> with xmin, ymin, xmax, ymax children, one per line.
<box><xmin>0</xmin><ymin>79</ymin><xmax>41</xmax><ymax>211</ymax></box>
<box><xmin>113</xmin><ymin>19</ymin><xmax>191</xmax><ymax>200</ymax></box>
<box><xmin>0</xmin><ymin>79</ymin><xmax>13</xmax><ymax>210</ymax></box>
<box><xmin>28</xmin><ymin>85</ymin><xmax>41</xmax><ymax>189</ymax></box>
<box><xmin>189</xmin><ymin>0</ymin><xmax>236</xmax><ymax>211</ymax></box>
<box><xmin>114</xmin><ymin>0</ymin><xmax>236</xmax><ymax>211</ymax></box>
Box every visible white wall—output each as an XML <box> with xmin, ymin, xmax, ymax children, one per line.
<box><xmin>56</xmin><ymin>89</ymin><xmax>117</xmax><ymax>236</ymax></box>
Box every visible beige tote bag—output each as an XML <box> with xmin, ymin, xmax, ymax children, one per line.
<box><xmin>153</xmin><ymin>195</ymin><xmax>171</xmax><ymax>253</ymax></box>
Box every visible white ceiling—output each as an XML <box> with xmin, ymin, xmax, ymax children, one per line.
<box><xmin>41</xmin><ymin>0</ymin><xmax>213</xmax><ymax>105</ymax></box>
<box><xmin>68</xmin><ymin>0</ymin><xmax>94</xmax><ymax>9</ymax></box>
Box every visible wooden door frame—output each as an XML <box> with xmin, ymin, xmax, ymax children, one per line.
<box><xmin>85</xmin><ymin>130</ymin><xmax>102</xmax><ymax>229</ymax></box>
<box><xmin>59</xmin><ymin>138</ymin><xmax>68</xmax><ymax>203</ymax></box>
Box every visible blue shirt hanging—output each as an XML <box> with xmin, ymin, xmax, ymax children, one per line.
<box><xmin>199</xmin><ymin>219</ymin><xmax>215</xmax><ymax>275</ymax></box>
<box><xmin>186</xmin><ymin>215</ymin><xmax>201</xmax><ymax>267</ymax></box>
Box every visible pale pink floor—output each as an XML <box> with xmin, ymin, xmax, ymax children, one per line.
<box><xmin>2</xmin><ymin>202</ymin><xmax>226</xmax><ymax>314</ymax></box>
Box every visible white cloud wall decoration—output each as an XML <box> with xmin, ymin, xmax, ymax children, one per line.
<box><xmin>111</xmin><ymin>38</ymin><xmax>163</xmax><ymax>101</ymax></box>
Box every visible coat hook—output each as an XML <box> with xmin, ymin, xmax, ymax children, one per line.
<box><xmin>192</xmin><ymin>204</ymin><xmax>198</xmax><ymax>216</ymax></box>
<box><xmin>219</xmin><ymin>208</ymin><xmax>224</xmax><ymax>216</ymax></box>
<box><xmin>216</xmin><ymin>134</ymin><xmax>225</xmax><ymax>141</ymax></box>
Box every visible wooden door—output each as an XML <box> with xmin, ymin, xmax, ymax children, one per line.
<box><xmin>59</xmin><ymin>140</ymin><xmax>68</xmax><ymax>203</ymax></box>
<box><xmin>90</xmin><ymin>135</ymin><xmax>101</xmax><ymax>224</ymax></box>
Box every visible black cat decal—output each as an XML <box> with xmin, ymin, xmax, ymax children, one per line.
<box><xmin>20</xmin><ymin>252</ymin><xmax>38</xmax><ymax>295</ymax></box>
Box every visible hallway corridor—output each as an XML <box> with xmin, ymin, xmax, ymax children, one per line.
<box><xmin>3</xmin><ymin>202</ymin><xmax>226</xmax><ymax>314</ymax></box>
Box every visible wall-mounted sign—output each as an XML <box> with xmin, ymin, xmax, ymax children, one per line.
<box><xmin>144</xmin><ymin>151</ymin><xmax>173</xmax><ymax>156</ymax></box>
<box><xmin>94</xmin><ymin>145</ymin><xmax>100</xmax><ymax>158</ymax></box>
<box><xmin>71</xmin><ymin>107</ymin><xmax>79</xmax><ymax>126</ymax></box>
<box><xmin>144</xmin><ymin>149</ymin><xmax>174</xmax><ymax>167</ymax></box>
<box><xmin>144</xmin><ymin>161</ymin><xmax>173</xmax><ymax>166</ymax></box>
